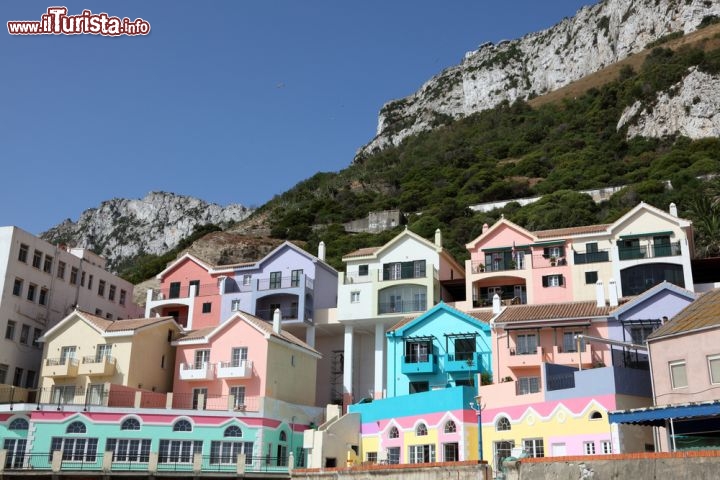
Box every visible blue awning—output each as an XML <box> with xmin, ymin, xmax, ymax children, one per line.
<box><xmin>609</xmin><ymin>400</ymin><xmax>720</xmax><ymax>426</ymax></box>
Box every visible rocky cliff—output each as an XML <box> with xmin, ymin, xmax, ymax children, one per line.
<box><xmin>357</xmin><ymin>0</ymin><xmax>720</xmax><ymax>159</ymax></box>
<box><xmin>41</xmin><ymin>192</ymin><xmax>253</xmax><ymax>271</ymax></box>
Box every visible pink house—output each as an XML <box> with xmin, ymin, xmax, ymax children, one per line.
<box><xmin>171</xmin><ymin>310</ymin><xmax>321</xmax><ymax>412</ymax></box>
<box><xmin>144</xmin><ymin>253</ymin><xmax>228</xmax><ymax>330</ymax></box>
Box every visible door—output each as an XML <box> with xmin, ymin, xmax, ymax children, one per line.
<box><xmin>493</xmin><ymin>440</ymin><xmax>514</xmax><ymax>474</ymax></box>
<box><xmin>192</xmin><ymin>388</ymin><xmax>208</xmax><ymax>410</ymax></box>
<box><xmin>194</xmin><ymin>350</ymin><xmax>210</xmax><ymax>369</ymax></box>
<box><xmin>87</xmin><ymin>384</ymin><xmax>104</xmax><ymax>405</ymax></box>
<box><xmin>169</xmin><ymin>282</ymin><xmax>181</xmax><ymax>299</ymax></box>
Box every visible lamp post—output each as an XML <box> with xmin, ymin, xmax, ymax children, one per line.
<box><xmin>470</xmin><ymin>395</ymin><xmax>484</xmax><ymax>462</ymax></box>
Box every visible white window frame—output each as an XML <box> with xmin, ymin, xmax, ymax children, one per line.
<box><xmin>522</xmin><ymin>438</ymin><xmax>544</xmax><ymax>458</ymax></box>
<box><xmin>708</xmin><ymin>355</ymin><xmax>720</xmax><ymax>385</ymax></box>
<box><xmin>601</xmin><ymin>440</ymin><xmax>612</xmax><ymax>454</ymax></box>
<box><xmin>669</xmin><ymin>360</ymin><xmax>688</xmax><ymax>389</ymax></box>
<box><xmin>350</xmin><ymin>291</ymin><xmax>360</xmax><ymax>303</ymax></box>
<box><xmin>583</xmin><ymin>441</ymin><xmax>595</xmax><ymax>455</ymax></box>
<box><xmin>231</xmin><ymin>299</ymin><xmax>242</xmax><ymax>311</ymax></box>
<box><xmin>242</xmin><ymin>275</ymin><xmax>251</xmax><ymax>286</ymax></box>
<box><xmin>408</xmin><ymin>444</ymin><xmax>435</xmax><ymax>464</ymax></box>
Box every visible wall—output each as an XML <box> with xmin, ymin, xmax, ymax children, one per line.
<box><xmin>294</xmin><ymin>461</ymin><xmax>489</xmax><ymax>480</ymax></box>
<box><xmin>127</xmin><ymin>323</ymin><xmax>178</xmax><ymax>393</ymax></box>
<box><xmin>506</xmin><ymin>451</ymin><xmax>720</xmax><ymax>480</ymax></box>
<box><xmin>266</xmin><ymin>337</ymin><xmax>318</xmax><ymax>406</ymax></box>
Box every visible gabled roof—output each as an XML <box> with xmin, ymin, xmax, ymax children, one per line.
<box><xmin>609</xmin><ymin>281</ymin><xmax>697</xmax><ymax>319</ymax></box>
<box><xmin>493</xmin><ymin>300</ymin><xmax>621</xmax><ymax>326</ymax></box>
<box><xmin>220</xmin><ymin>241</ymin><xmax>337</xmax><ymax>274</ymax></box>
<box><xmin>156</xmin><ymin>252</ymin><xmax>215</xmax><ymax>280</ymax></box>
<box><xmin>342</xmin><ymin>228</ymin><xmax>440</xmax><ymax>261</ymax></box>
<box><xmin>386</xmin><ymin>302</ymin><xmax>490</xmax><ymax>336</ymax></box>
<box><xmin>173</xmin><ymin>310</ymin><xmax>321</xmax><ymax>358</ymax></box>
<box><xmin>465</xmin><ymin>217</ymin><xmax>535</xmax><ymax>250</ymax></box>
<box><xmin>39</xmin><ymin>309</ymin><xmax>180</xmax><ymax>341</ymax></box>
<box><xmin>609</xmin><ymin>201</ymin><xmax>692</xmax><ymax>235</ymax></box>
<box><xmin>647</xmin><ymin>288</ymin><xmax>720</xmax><ymax>341</ymax></box>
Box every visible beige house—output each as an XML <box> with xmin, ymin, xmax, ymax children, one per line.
<box><xmin>38</xmin><ymin>310</ymin><xmax>181</xmax><ymax>405</ymax></box>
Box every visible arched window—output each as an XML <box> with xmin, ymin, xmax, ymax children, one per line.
<box><xmin>121</xmin><ymin>418</ymin><xmax>141</xmax><ymax>430</ymax></box>
<box><xmin>416</xmin><ymin>423</ymin><xmax>428</xmax><ymax>436</ymax></box>
<box><xmin>279</xmin><ymin>431</ymin><xmax>288</xmax><ymax>442</ymax></box>
<box><xmin>388</xmin><ymin>426</ymin><xmax>399</xmax><ymax>439</ymax></box>
<box><xmin>66</xmin><ymin>421</ymin><xmax>86</xmax><ymax>434</ymax></box>
<box><xmin>224</xmin><ymin>425</ymin><xmax>242</xmax><ymax>437</ymax></box>
<box><xmin>173</xmin><ymin>420</ymin><xmax>192</xmax><ymax>432</ymax></box>
<box><xmin>444</xmin><ymin>420</ymin><xmax>456</xmax><ymax>433</ymax></box>
<box><xmin>9</xmin><ymin>418</ymin><xmax>29</xmax><ymax>430</ymax></box>
<box><xmin>589</xmin><ymin>411</ymin><xmax>603</xmax><ymax>420</ymax></box>
<box><xmin>496</xmin><ymin>417</ymin><xmax>511</xmax><ymax>431</ymax></box>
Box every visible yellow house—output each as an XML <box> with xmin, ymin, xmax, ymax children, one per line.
<box><xmin>38</xmin><ymin>309</ymin><xmax>182</xmax><ymax>405</ymax></box>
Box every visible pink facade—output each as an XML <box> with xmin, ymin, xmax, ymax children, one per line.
<box><xmin>155</xmin><ymin>256</ymin><xmax>223</xmax><ymax>329</ymax></box>
<box><xmin>172</xmin><ymin>317</ymin><xmax>268</xmax><ymax>405</ymax></box>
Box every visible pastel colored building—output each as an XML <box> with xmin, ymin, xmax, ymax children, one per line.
<box><xmin>144</xmin><ymin>253</ymin><xmax>224</xmax><ymax>330</ymax></box>
<box><xmin>218</xmin><ymin>241</ymin><xmax>338</xmax><ymax>347</ymax></box>
<box><xmin>145</xmin><ymin>242</ymin><xmax>337</xmax><ymax>346</ymax></box>
<box><xmin>610</xmin><ymin>287</ymin><xmax>720</xmax><ymax>452</ymax></box>
<box><xmin>334</xmin><ymin>228</ymin><xmax>465</xmax><ymax>406</ymax></box>
<box><xmin>38</xmin><ymin>310</ymin><xmax>182</xmax><ymax>404</ymax></box>
<box><xmin>172</xmin><ymin>310</ymin><xmax>321</xmax><ymax>412</ymax></box>
<box><xmin>305</xmin><ymin>303</ymin><xmax>491</xmax><ymax>468</ymax></box>
<box><xmin>462</xmin><ymin>202</ymin><xmax>695</xmax><ymax>309</ymax></box>
<box><xmin>0</xmin><ymin>226</ymin><xmax>141</xmax><ymax>394</ymax></box>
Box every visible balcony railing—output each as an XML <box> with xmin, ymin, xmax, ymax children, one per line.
<box><xmin>401</xmin><ymin>354</ymin><xmax>436</xmax><ymax>374</ymax></box>
<box><xmin>216</xmin><ymin>360</ymin><xmax>253</xmax><ymax>379</ymax></box>
<box><xmin>255</xmin><ymin>307</ymin><xmax>300</xmax><ymax>321</ymax></box>
<box><xmin>470</xmin><ymin>260</ymin><xmax>526</xmax><ymax>274</ymax></box>
<box><xmin>149</xmin><ymin>282</ymin><xmax>221</xmax><ymax>301</ymax></box>
<box><xmin>44</xmin><ymin>357</ymin><xmax>79</xmax><ymax>378</ymax></box>
<box><xmin>256</xmin><ymin>275</ymin><xmax>313</xmax><ymax>291</ymax></box>
<box><xmin>378</xmin><ymin>299</ymin><xmax>426</xmax><ymax>314</ymax></box>
<box><xmin>444</xmin><ymin>352</ymin><xmax>481</xmax><ymax>372</ymax></box>
<box><xmin>531</xmin><ymin>255</ymin><xmax>568</xmax><ymax>268</ymax></box>
<box><xmin>573</xmin><ymin>249</ymin><xmax>610</xmax><ymax>264</ymax></box>
<box><xmin>179</xmin><ymin>362</ymin><xmax>214</xmax><ymax>381</ymax></box>
<box><xmin>618</xmin><ymin>241</ymin><xmax>681</xmax><ymax>260</ymax></box>
<box><xmin>78</xmin><ymin>355</ymin><xmax>116</xmax><ymax>376</ymax></box>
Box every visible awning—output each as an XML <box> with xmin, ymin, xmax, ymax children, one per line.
<box><xmin>609</xmin><ymin>400</ymin><xmax>720</xmax><ymax>426</ymax></box>
<box><xmin>619</xmin><ymin>231</ymin><xmax>673</xmax><ymax>240</ymax></box>
<box><xmin>531</xmin><ymin>240</ymin><xmax>565</xmax><ymax>247</ymax></box>
<box><xmin>482</xmin><ymin>246</ymin><xmax>512</xmax><ymax>253</ymax></box>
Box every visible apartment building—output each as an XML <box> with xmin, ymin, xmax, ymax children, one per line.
<box><xmin>0</xmin><ymin>226</ymin><xmax>141</xmax><ymax>392</ymax></box>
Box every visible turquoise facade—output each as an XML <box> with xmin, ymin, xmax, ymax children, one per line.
<box><xmin>385</xmin><ymin>302</ymin><xmax>492</xmax><ymax>398</ymax></box>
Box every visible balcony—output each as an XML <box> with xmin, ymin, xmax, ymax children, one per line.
<box><xmin>573</xmin><ymin>249</ymin><xmax>610</xmax><ymax>264</ymax></box>
<box><xmin>45</xmin><ymin>357</ymin><xmax>79</xmax><ymax>378</ymax></box>
<box><xmin>401</xmin><ymin>354</ymin><xmax>436</xmax><ymax>374</ymax></box>
<box><xmin>470</xmin><ymin>260</ymin><xmax>526</xmax><ymax>274</ymax></box>
<box><xmin>78</xmin><ymin>356</ymin><xmax>117</xmax><ymax>376</ymax></box>
<box><xmin>444</xmin><ymin>352</ymin><xmax>481</xmax><ymax>372</ymax></box>
<box><xmin>531</xmin><ymin>255</ymin><xmax>568</xmax><ymax>269</ymax></box>
<box><xmin>255</xmin><ymin>306</ymin><xmax>300</xmax><ymax>321</ymax></box>
<box><xmin>378</xmin><ymin>298</ymin><xmax>426</xmax><ymax>315</ymax></box>
<box><xmin>619</xmin><ymin>241</ymin><xmax>681</xmax><ymax>260</ymax></box>
<box><xmin>216</xmin><ymin>360</ymin><xmax>253</xmax><ymax>379</ymax></box>
<box><xmin>179</xmin><ymin>362</ymin><xmax>214</xmax><ymax>381</ymax></box>
<box><xmin>506</xmin><ymin>346</ymin><xmax>543</xmax><ymax>368</ymax></box>
<box><xmin>550</xmin><ymin>344</ymin><xmax>593</xmax><ymax>366</ymax></box>
<box><xmin>256</xmin><ymin>275</ymin><xmax>313</xmax><ymax>291</ymax></box>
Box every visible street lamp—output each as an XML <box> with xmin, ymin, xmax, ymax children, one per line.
<box><xmin>469</xmin><ymin>395</ymin><xmax>484</xmax><ymax>462</ymax></box>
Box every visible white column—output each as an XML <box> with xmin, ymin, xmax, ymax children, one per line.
<box><xmin>374</xmin><ymin>323</ymin><xmax>384</xmax><ymax>399</ymax></box>
<box><xmin>343</xmin><ymin>325</ymin><xmax>354</xmax><ymax>401</ymax></box>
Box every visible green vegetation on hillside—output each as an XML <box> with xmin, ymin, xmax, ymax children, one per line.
<box><xmin>258</xmin><ymin>45</ymin><xmax>720</xmax><ymax>270</ymax></box>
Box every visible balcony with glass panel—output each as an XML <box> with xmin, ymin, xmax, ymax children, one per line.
<box><xmin>78</xmin><ymin>355</ymin><xmax>117</xmax><ymax>376</ymax></box>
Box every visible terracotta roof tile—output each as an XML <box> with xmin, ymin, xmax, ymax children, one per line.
<box><xmin>177</xmin><ymin>327</ymin><xmax>215</xmax><ymax>341</ymax></box>
<box><xmin>495</xmin><ymin>300</ymin><xmax>621</xmax><ymax>325</ymax></box>
<box><xmin>388</xmin><ymin>314</ymin><xmax>422</xmax><ymax>331</ymax></box>
<box><xmin>648</xmin><ymin>289</ymin><xmax>720</xmax><ymax>340</ymax></box>
<box><xmin>534</xmin><ymin>224</ymin><xmax>611</xmax><ymax>239</ymax></box>
<box><xmin>78</xmin><ymin>310</ymin><xmax>175</xmax><ymax>333</ymax></box>
<box><xmin>466</xmin><ymin>310</ymin><xmax>495</xmax><ymax>323</ymax></box>
<box><xmin>342</xmin><ymin>247</ymin><xmax>381</xmax><ymax>259</ymax></box>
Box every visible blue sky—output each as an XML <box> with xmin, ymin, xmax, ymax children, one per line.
<box><xmin>2</xmin><ymin>1</ymin><xmax>596</xmax><ymax>234</ymax></box>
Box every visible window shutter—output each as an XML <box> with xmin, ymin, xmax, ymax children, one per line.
<box><xmin>559</xmin><ymin>275</ymin><xmax>565</xmax><ymax>286</ymax></box>
<box><xmin>543</xmin><ymin>247</ymin><xmax>550</xmax><ymax>258</ymax></box>
<box><xmin>542</xmin><ymin>276</ymin><xmax>549</xmax><ymax>287</ymax></box>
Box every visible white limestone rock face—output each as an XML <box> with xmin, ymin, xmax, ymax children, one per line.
<box><xmin>41</xmin><ymin>192</ymin><xmax>253</xmax><ymax>271</ymax></box>
<box><xmin>355</xmin><ymin>0</ymin><xmax>720</xmax><ymax>160</ymax></box>
<box><xmin>618</xmin><ymin>68</ymin><xmax>720</xmax><ymax>138</ymax></box>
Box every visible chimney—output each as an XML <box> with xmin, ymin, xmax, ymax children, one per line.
<box><xmin>434</xmin><ymin>229</ymin><xmax>442</xmax><ymax>248</ymax></box>
<box><xmin>318</xmin><ymin>241</ymin><xmax>326</xmax><ymax>261</ymax></box>
<box><xmin>482</xmin><ymin>223</ymin><xmax>489</xmax><ymax>234</ymax></box>
<box><xmin>608</xmin><ymin>279</ymin><xmax>619</xmax><ymax>307</ymax></box>
<box><xmin>492</xmin><ymin>294</ymin><xmax>501</xmax><ymax>314</ymax></box>
<box><xmin>273</xmin><ymin>308</ymin><xmax>282</xmax><ymax>334</ymax></box>
<box><xmin>595</xmin><ymin>280</ymin><xmax>605</xmax><ymax>307</ymax></box>
<box><xmin>669</xmin><ymin>202</ymin><xmax>678</xmax><ymax>217</ymax></box>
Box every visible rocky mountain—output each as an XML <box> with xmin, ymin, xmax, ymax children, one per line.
<box><xmin>41</xmin><ymin>192</ymin><xmax>253</xmax><ymax>271</ymax></box>
<box><xmin>357</xmin><ymin>0</ymin><xmax>720</xmax><ymax>159</ymax></box>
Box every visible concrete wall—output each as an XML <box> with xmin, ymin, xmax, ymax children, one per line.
<box><xmin>505</xmin><ymin>451</ymin><xmax>720</xmax><ymax>480</ymax></box>
<box><xmin>294</xmin><ymin>461</ymin><xmax>489</xmax><ymax>480</ymax></box>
